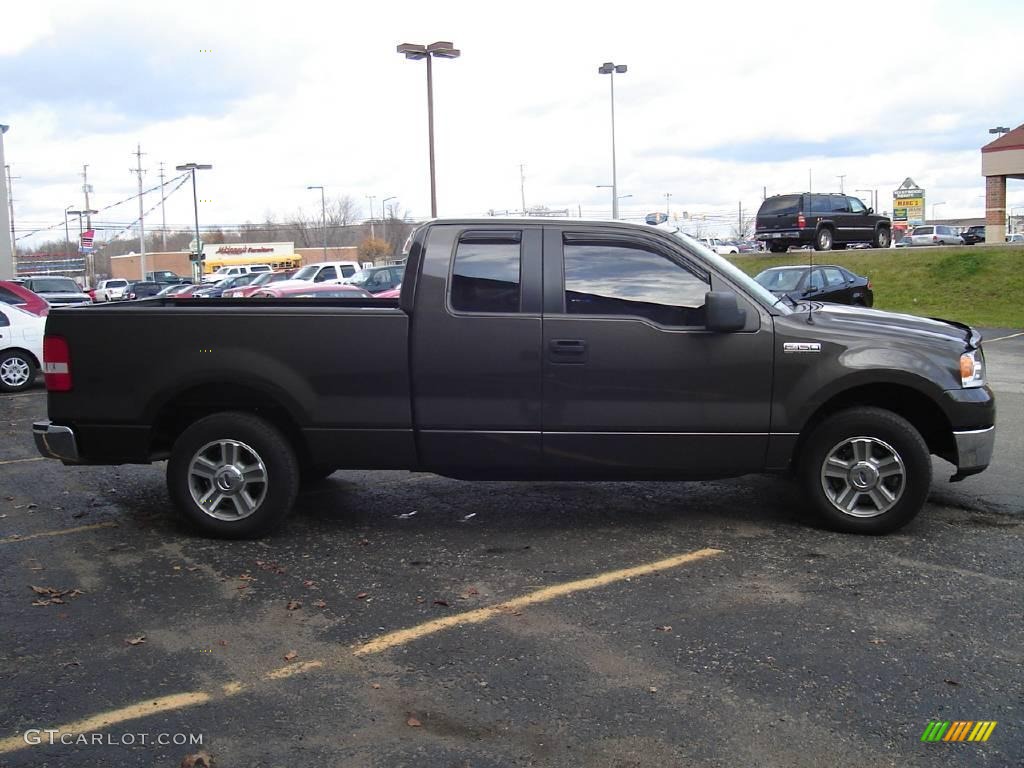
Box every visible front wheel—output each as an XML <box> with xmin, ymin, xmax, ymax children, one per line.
<box><xmin>814</xmin><ymin>228</ymin><xmax>833</xmax><ymax>251</ymax></box>
<box><xmin>0</xmin><ymin>350</ymin><xmax>36</xmax><ymax>392</ymax></box>
<box><xmin>873</xmin><ymin>228</ymin><xmax>891</xmax><ymax>249</ymax></box>
<box><xmin>167</xmin><ymin>412</ymin><xmax>299</xmax><ymax>538</ymax></box>
<box><xmin>799</xmin><ymin>407</ymin><xmax>931</xmax><ymax>534</ymax></box>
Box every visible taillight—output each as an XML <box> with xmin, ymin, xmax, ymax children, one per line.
<box><xmin>43</xmin><ymin>335</ymin><xmax>72</xmax><ymax>391</ymax></box>
<box><xmin>867</xmin><ymin>280</ymin><xmax>873</xmax><ymax>289</ymax></box>
<box><xmin>797</xmin><ymin>213</ymin><xmax>806</xmax><ymax>229</ymax></box>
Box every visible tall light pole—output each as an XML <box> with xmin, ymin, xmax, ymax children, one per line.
<box><xmin>175</xmin><ymin>163</ymin><xmax>213</xmax><ymax>282</ymax></box>
<box><xmin>931</xmin><ymin>202</ymin><xmax>946</xmax><ymax>222</ymax></box>
<box><xmin>989</xmin><ymin>126</ymin><xmax>1010</xmax><ymax>137</ymax></box>
<box><xmin>397</xmin><ymin>41</ymin><xmax>461</xmax><ymax>218</ymax></box>
<box><xmin>596</xmin><ymin>185</ymin><xmax>631</xmax><ymax>218</ymax></box>
<box><xmin>307</xmin><ymin>185</ymin><xmax>328</xmax><ymax>261</ymax></box>
<box><xmin>855</xmin><ymin>188</ymin><xmax>875</xmax><ymax>211</ymax></box>
<box><xmin>365</xmin><ymin>195</ymin><xmax>377</xmax><ymax>240</ymax></box>
<box><xmin>836</xmin><ymin>174</ymin><xmax>846</xmax><ymax>193</ymax></box>
<box><xmin>664</xmin><ymin>192</ymin><xmax>673</xmax><ymax>216</ymax></box>
<box><xmin>64</xmin><ymin>205</ymin><xmax>73</xmax><ymax>260</ymax></box>
<box><xmin>0</xmin><ymin>124</ymin><xmax>12</xmax><ymax>280</ymax></box>
<box><xmin>381</xmin><ymin>195</ymin><xmax>396</xmax><ymax>245</ymax></box>
<box><xmin>598</xmin><ymin>62</ymin><xmax>627</xmax><ymax>219</ymax></box>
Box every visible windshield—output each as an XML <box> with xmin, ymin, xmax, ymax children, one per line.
<box><xmin>662</xmin><ymin>227</ymin><xmax>789</xmax><ymax>312</ymax></box>
<box><xmin>755</xmin><ymin>268</ymin><xmax>806</xmax><ymax>292</ymax></box>
<box><xmin>346</xmin><ymin>269</ymin><xmax>374</xmax><ymax>286</ymax></box>
<box><xmin>292</xmin><ymin>265</ymin><xmax>319</xmax><ymax>280</ymax></box>
<box><xmin>31</xmin><ymin>278</ymin><xmax>80</xmax><ymax>293</ymax></box>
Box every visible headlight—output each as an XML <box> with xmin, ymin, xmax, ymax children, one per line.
<box><xmin>960</xmin><ymin>349</ymin><xmax>985</xmax><ymax>388</ymax></box>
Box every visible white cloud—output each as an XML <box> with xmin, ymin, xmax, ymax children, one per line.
<box><xmin>4</xmin><ymin>0</ymin><xmax>1024</xmax><ymax>245</ymax></box>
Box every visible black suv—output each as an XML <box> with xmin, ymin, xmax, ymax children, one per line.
<box><xmin>755</xmin><ymin>193</ymin><xmax>891</xmax><ymax>252</ymax></box>
<box><xmin>962</xmin><ymin>225</ymin><xmax>985</xmax><ymax>245</ymax></box>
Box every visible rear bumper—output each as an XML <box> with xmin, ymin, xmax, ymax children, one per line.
<box><xmin>756</xmin><ymin>230</ymin><xmax>807</xmax><ymax>241</ymax></box>
<box><xmin>33</xmin><ymin>420</ymin><xmax>80</xmax><ymax>463</ymax></box>
<box><xmin>950</xmin><ymin>426</ymin><xmax>995</xmax><ymax>481</ymax></box>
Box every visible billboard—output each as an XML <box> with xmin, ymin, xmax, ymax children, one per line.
<box><xmin>893</xmin><ymin>178</ymin><xmax>926</xmax><ymax>227</ymax></box>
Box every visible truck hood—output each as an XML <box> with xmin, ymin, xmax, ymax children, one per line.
<box><xmin>797</xmin><ymin>303</ymin><xmax>978</xmax><ymax>348</ymax></box>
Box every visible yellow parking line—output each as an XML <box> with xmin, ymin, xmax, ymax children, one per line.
<box><xmin>353</xmin><ymin>547</ymin><xmax>723</xmax><ymax>656</ymax></box>
<box><xmin>0</xmin><ymin>457</ymin><xmax>44</xmax><ymax>466</ymax></box>
<box><xmin>0</xmin><ymin>522</ymin><xmax>118</xmax><ymax>545</ymax></box>
<box><xmin>0</xmin><ymin>546</ymin><xmax>722</xmax><ymax>754</ymax></box>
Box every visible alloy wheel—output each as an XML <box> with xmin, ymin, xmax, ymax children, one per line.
<box><xmin>820</xmin><ymin>436</ymin><xmax>905</xmax><ymax>518</ymax></box>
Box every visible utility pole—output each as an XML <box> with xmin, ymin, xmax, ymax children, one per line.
<box><xmin>836</xmin><ymin>174</ymin><xmax>846</xmax><ymax>193</ymax></box>
<box><xmin>665</xmin><ymin>192</ymin><xmax>672</xmax><ymax>216</ymax></box>
<box><xmin>81</xmin><ymin>164</ymin><xmax>93</xmax><ymax>230</ymax></box>
<box><xmin>158</xmin><ymin>161</ymin><xmax>168</xmax><ymax>251</ymax></box>
<box><xmin>0</xmin><ymin>125</ymin><xmax>12</xmax><ymax>281</ymax></box>
<box><xmin>132</xmin><ymin>144</ymin><xmax>147</xmax><ymax>280</ymax></box>
<box><xmin>366</xmin><ymin>195</ymin><xmax>376</xmax><ymax>240</ymax></box>
<box><xmin>5</xmin><ymin>164</ymin><xmax>18</xmax><ymax>248</ymax></box>
<box><xmin>520</xmin><ymin>163</ymin><xmax>527</xmax><ymax>215</ymax></box>
<box><xmin>763</xmin><ymin>185</ymin><xmax>767</xmax><ymax>201</ymax></box>
<box><xmin>738</xmin><ymin>201</ymin><xmax>743</xmax><ymax>237</ymax></box>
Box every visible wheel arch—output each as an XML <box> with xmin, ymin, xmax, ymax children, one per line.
<box><xmin>792</xmin><ymin>382</ymin><xmax>956</xmax><ymax>469</ymax></box>
<box><xmin>0</xmin><ymin>347</ymin><xmax>41</xmax><ymax>369</ymax></box>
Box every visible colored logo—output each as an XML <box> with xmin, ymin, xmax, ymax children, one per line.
<box><xmin>921</xmin><ymin>721</ymin><xmax>997</xmax><ymax>742</ymax></box>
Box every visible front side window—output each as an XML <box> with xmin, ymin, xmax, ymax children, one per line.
<box><xmin>849</xmin><ymin>198</ymin><xmax>867</xmax><ymax>214</ymax></box>
<box><xmin>317</xmin><ymin>266</ymin><xmax>337</xmax><ymax>282</ymax></box>
<box><xmin>450</xmin><ymin>232</ymin><xmax>521</xmax><ymax>313</ymax></box>
<box><xmin>563</xmin><ymin>241</ymin><xmax>709</xmax><ymax>327</ymax></box>
<box><xmin>823</xmin><ymin>268</ymin><xmax>845</xmax><ymax>287</ymax></box>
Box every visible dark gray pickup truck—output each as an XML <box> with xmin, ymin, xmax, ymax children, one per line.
<box><xmin>33</xmin><ymin>219</ymin><xmax>995</xmax><ymax>537</ymax></box>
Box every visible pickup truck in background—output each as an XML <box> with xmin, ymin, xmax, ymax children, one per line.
<box><xmin>33</xmin><ymin>219</ymin><xmax>995</xmax><ymax>538</ymax></box>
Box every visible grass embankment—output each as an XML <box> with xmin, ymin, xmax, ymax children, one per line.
<box><xmin>730</xmin><ymin>246</ymin><xmax>1024</xmax><ymax>329</ymax></box>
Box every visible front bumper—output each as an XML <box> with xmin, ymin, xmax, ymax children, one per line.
<box><xmin>950</xmin><ymin>426</ymin><xmax>995</xmax><ymax>481</ymax></box>
<box><xmin>33</xmin><ymin>421</ymin><xmax>80</xmax><ymax>463</ymax></box>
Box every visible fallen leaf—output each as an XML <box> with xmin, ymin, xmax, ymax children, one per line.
<box><xmin>217</xmin><ymin>640</ymin><xmax>228</xmax><ymax>647</ymax></box>
<box><xmin>406</xmin><ymin>716</ymin><xmax>422</xmax><ymax>727</ymax></box>
<box><xmin>649</xmin><ymin>686</ymin><xmax>658</xmax><ymax>693</ymax></box>
<box><xmin>359</xmin><ymin>539</ymin><xmax>370</xmax><ymax>546</ymax></box>
<box><xmin>312</xmin><ymin>599</ymin><xmax>327</xmax><ymax>609</ymax></box>
<box><xmin>943</xmin><ymin>678</ymin><xmax>960</xmax><ymax>686</ymax></box>
<box><xmin>179</xmin><ymin>751</ymin><xmax>215</xmax><ymax>768</ymax></box>
<box><xmin>415</xmin><ymin>596</ymin><xmax>425</xmax><ymax>604</ymax></box>
<box><xmin>394</xmin><ymin>511</ymin><xmax>418</xmax><ymax>520</ymax></box>
<box><xmin>236</xmin><ymin>583</ymin><xmax>249</xmax><ymax>590</ymax></box>
<box><xmin>172</xmin><ymin>565</ymin><xmax>182</xmax><ymax>571</ymax></box>
<box><xmin>31</xmin><ymin>599</ymin><xmax>51</xmax><ymax>607</ymax></box>
<box><xmin>371</xmin><ymin>682</ymin><xmax>381</xmax><ymax>689</ymax></box>
<box><xmin>286</xmin><ymin>600</ymin><xmax>302</xmax><ymax>611</ymax></box>
<box><xmin>63</xmin><ymin>660</ymin><xmax>81</xmax><ymax>668</ymax></box>
<box><xmin>868</xmin><ymin>638</ymin><xmax>885</xmax><ymax>645</ymax></box>
<box><xmin>238</xmin><ymin>572</ymin><xmax>253</xmax><ymax>580</ymax></box>
<box><xmin>303</xmin><ymin>580</ymin><xmax>317</xmax><ymax>589</ymax></box>
<box><xmin>460</xmin><ymin>513</ymin><xmax>477</xmax><ymax>522</ymax></box>
<box><xmin>433</xmin><ymin>599</ymin><xmax>450</xmax><ymax>608</ymax></box>
<box><xmin>355</xmin><ymin>592</ymin><xmax>369</xmax><ymax>600</ymax></box>
<box><xmin>460</xmin><ymin>587</ymin><xmax>480</xmax><ymax>599</ymax></box>
<box><xmin>26</xmin><ymin>503</ymin><xmax>38</xmax><ymax>510</ymax></box>
<box><xmin>655</xmin><ymin>625</ymin><xmax>672</xmax><ymax>632</ymax></box>
<box><xmin>126</xmin><ymin>636</ymin><xmax>146</xmax><ymax>646</ymax></box>
<box><xmin>30</xmin><ymin>585</ymin><xmax>55</xmax><ymax>595</ymax></box>
<box><xmin>283</xmin><ymin>650</ymin><xmax>298</xmax><ymax>662</ymax></box>
<box><xmin>187</xmin><ymin>566</ymin><xmax>200</xmax><ymax>572</ymax></box>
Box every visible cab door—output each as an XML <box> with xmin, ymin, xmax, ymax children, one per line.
<box><xmin>411</xmin><ymin>225</ymin><xmax>544</xmax><ymax>470</ymax></box>
<box><xmin>540</xmin><ymin>226</ymin><xmax>773</xmax><ymax>475</ymax></box>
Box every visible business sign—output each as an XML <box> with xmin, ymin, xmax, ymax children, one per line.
<box><xmin>893</xmin><ymin>178</ymin><xmax>926</xmax><ymax>225</ymax></box>
<box><xmin>200</xmin><ymin>242</ymin><xmax>295</xmax><ymax>259</ymax></box>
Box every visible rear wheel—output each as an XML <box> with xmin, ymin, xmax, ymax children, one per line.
<box><xmin>167</xmin><ymin>412</ymin><xmax>299</xmax><ymax>538</ymax></box>
<box><xmin>769</xmin><ymin>242</ymin><xmax>788</xmax><ymax>253</ymax></box>
<box><xmin>0</xmin><ymin>350</ymin><xmax>36</xmax><ymax>392</ymax></box>
<box><xmin>814</xmin><ymin>228</ymin><xmax>833</xmax><ymax>251</ymax></box>
<box><xmin>799</xmin><ymin>407</ymin><xmax>931</xmax><ymax>534</ymax></box>
<box><xmin>873</xmin><ymin>228</ymin><xmax>891</xmax><ymax>249</ymax></box>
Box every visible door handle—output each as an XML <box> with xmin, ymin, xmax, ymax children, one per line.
<box><xmin>549</xmin><ymin>339</ymin><xmax>586</xmax><ymax>355</ymax></box>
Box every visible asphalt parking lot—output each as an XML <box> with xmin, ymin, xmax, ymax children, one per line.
<box><xmin>1</xmin><ymin>332</ymin><xmax>1022</xmax><ymax>767</ymax></box>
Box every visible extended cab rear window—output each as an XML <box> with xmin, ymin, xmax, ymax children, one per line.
<box><xmin>450</xmin><ymin>231</ymin><xmax>521</xmax><ymax>313</ymax></box>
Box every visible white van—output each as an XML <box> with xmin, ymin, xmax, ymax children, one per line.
<box><xmin>202</xmin><ymin>264</ymin><xmax>273</xmax><ymax>284</ymax></box>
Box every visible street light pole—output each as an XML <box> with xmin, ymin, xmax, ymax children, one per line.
<box><xmin>366</xmin><ymin>195</ymin><xmax>377</xmax><ymax>240</ymax></box>
<box><xmin>598</xmin><ymin>62</ymin><xmax>627</xmax><ymax>219</ymax></box>
<box><xmin>381</xmin><ymin>195</ymin><xmax>396</xmax><ymax>246</ymax></box>
<box><xmin>175</xmin><ymin>163</ymin><xmax>213</xmax><ymax>282</ymax></box>
<box><xmin>307</xmin><ymin>185</ymin><xmax>327</xmax><ymax>261</ymax></box>
<box><xmin>397</xmin><ymin>41</ymin><xmax>461</xmax><ymax>218</ymax></box>
<box><xmin>931</xmin><ymin>202</ymin><xmax>946</xmax><ymax>222</ymax></box>
<box><xmin>64</xmin><ymin>205</ymin><xmax>73</xmax><ymax>261</ymax></box>
<box><xmin>0</xmin><ymin>124</ymin><xmax>12</xmax><ymax>281</ymax></box>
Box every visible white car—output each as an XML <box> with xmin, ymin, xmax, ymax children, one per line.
<box><xmin>94</xmin><ymin>278</ymin><xmax>129</xmax><ymax>302</ymax></box>
<box><xmin>1007</xmin><ymin>233</ymin><xmax>1024</xmax><ymax>243</ymax></box>
<box><xmin>699</xmin><ymin>238</ymin><xmax>740</xmax><ymax>255</ymax></box>
<box><xmin>0</xmin><ymin>303</ymin><xmax>45</xmax><ymax>392</ymax></box>
<box><xmin>289</xmin><ymin>261</ymin><xmax>361</xmax><ymax>284</ymax></box>
<box><xmin>907</xmin><ymin>225</ymin><xmax>963</xmax><ymax>246</ymax></box>
<box><xmin>202</xmin><ymin>264</ymin><xmax>273</xmax><ymax>284</ymax></box>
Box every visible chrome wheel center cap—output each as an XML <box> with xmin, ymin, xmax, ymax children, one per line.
<box><xmin>215</xmin><ymin>466</ymin><xmax>244</xmax><ymax>493</ymax></box>
<box><xmin>849</xmin><ymin>462</ymin><xmax>879</xmax><ymax>491</ymax></box>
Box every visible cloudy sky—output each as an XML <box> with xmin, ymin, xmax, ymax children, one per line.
<box><xmin>3</xmin><ymin>0</ymin><xmax>1023</xmax><ymax>246</ymax></box>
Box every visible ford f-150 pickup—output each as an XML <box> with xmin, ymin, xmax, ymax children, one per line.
<box><xmin>33</xmin><ymin>219</ymin><xmax>995</xmax><ymax>537</ymax></box>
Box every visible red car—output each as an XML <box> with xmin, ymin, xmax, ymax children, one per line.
<box><xmin>222</xmin><ymin>269</ymin><xmax>298</xmax><ymax>298</ymax></box>
<box><xmin>0</xmin><ymin>280</ymin><xmax>50</xmax><ymax>316</ymax></box>
<box><xmin>374</xmin><ymin>285</ymin><xmax>401</xmax><ymax>299</ymax></box>
<box><xmin>251</xmin><ymin>283</ymin><xmax>372</xmax><ymax>298</ymax></box>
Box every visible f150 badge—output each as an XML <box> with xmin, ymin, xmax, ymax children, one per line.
<box><xmin>784</xmin><ymin>342</ymin><xmax>821</xmax><ymax>353</ymax></box>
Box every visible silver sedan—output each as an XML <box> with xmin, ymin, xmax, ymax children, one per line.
<box><xmin>907</xmin><ymin>225</ymin><xmax>964</xmax><ymax>246</ymax></box>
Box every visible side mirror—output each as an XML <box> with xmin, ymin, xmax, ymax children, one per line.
<box><xmin>867</xmin><ymin>207</ymin><xmax>874</xmax><ymax>214</ymax></box>
<box><xmin>705</xmin><ymin>291</ymin><xmax>747</xmax><ymax>332</ymax></box>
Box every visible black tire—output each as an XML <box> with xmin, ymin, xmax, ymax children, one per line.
<box><xmin>167</xmin><ymin>412</ymin><xmax>299</xmax><ymax>538</ymax></box>
<box><xmin>814</xmin><ymin>227</ymin><xmax>833</xmax><ymax>251</ymax></box>
<box><xmin>769</xmin><ymin>242</ymin><xmax>788</xmax><ymax>253</ymax></box>
<box><xmin>873</xmin><ymin>228</ymin><xmax>891</xmax><ymax>249</ymax></box>
<box><xmin>798</xmin><ymin>407</ymin><xmax>931</xmax><ymax>534</ymax></box>
<box><xmin>0</xmin><ymin>350</ymin><xmax>37</xmax><ymax>393</ymax></box>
